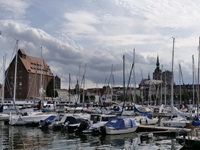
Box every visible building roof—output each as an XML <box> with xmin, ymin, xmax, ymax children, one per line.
<box><xmin>18</xmin><ymin>49</ymin><xmax>53</xmax><ymax>76</ymax></box>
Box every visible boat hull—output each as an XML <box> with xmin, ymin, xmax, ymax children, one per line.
<box><xmin>0</xmin><ymin>113</ymin><xmax>9</xmax><ymax>121</ymax></box>
<box><xmin>9</xmin><ymin>113</ymin><xmax>56</xmax><ymax>126</ymax></box>
<box><xmin>160</xmin><ymin>120</ymin><xmax>190</xmax><ymax>128</ymax></box>
<box><xmin>103</xmin><ymin>126</ymin><xmax>138</xmax><ymax>135</ymax></box>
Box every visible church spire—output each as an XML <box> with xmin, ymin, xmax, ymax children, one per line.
<box><xmin>156</xmin><ymin>55</ymin><xmax>159</xmax><ymax>69</ymax></box>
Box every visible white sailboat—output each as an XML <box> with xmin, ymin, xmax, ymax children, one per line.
<box><xmin>160</xmin><ymin>38</ymin><xmax>191</xmax><ymax>128</ymax></box>
<box><xmin>176</xmin><ymin>38</ymin><xmax>200</xmax><ymax>149</ymax></box>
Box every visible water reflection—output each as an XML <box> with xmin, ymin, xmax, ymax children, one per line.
<box><xmin>99</xmin><ymin>133</ymin><xmax>138</xmax><ymax>149</ymax></box>
<box><xmin>0</xmin><ymin>121</ymin><xmax>182</xmax><ymax>150</ymax></box>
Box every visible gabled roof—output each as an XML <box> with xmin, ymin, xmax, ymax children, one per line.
<box><xmin>18</xmin><ymin>49</ymin><xmax>53</xmax><ymax>76</ymax></box>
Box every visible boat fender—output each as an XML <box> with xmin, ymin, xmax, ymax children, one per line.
<box><xmin>146</xmin><ymin>119</ymin><xmax>148</xmax><ymax>124</ymax></box>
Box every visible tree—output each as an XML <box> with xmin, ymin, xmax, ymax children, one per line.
<box><xmin>46</xmin><ymin>79</ymin><xmax>58</xmax><ymax>97</ymax></box>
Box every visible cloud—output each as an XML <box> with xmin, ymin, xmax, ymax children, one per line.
<box><xmin>115</xmin><ymin>0</ymin><xmax>200</xmax><ymax>29</ymax></box>
<box><xmin>62</xmin><ymin>11</ymin><xmax>99</xmax><ymax>35</ymax></box>
<box><xmin>0</xmin><ymin>20</ymin><xmax>86</xmax><ymax>85</ymax></box>
<box><xmin>0</xmin><ymin>0</ymin><xmax>30</xmax><ymax>18</ymax></box>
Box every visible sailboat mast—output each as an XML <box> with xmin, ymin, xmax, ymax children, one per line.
<box><xmin>192</xmin><ymin>55</ymin><xmax>195</xmax><ymax>106</ymax></box>
<box><xmin>69</xmin><ymin>73</ymin><xmax>71</xmax><ymax>103</ymax></box>
<box><xmin>82</xmin><ymin>64</ymin><xmax>87</xmax><ymax>105</ymax></box>
<box><xmin>39</xmin><ymin>46</ymin><xmax>44</xmax><ymax>101</ymax></box>
<box><xmin>160</xmin><ymin>65</ymin><xmax>163</xmax><ymax>105</ymax></box>
<box><xmin>13</xmin><ymin>40</ymin><xmax>19</xmax><ymax>103</ymax></box>
<box><xmin>133</xmin><ymin>49</ymin><xmax>136</xmax><ymax>104</ymax></box>
<box><xmin>110</xmin><ymin>64</ymin><xmax>114</xmax><ymax>98</ymax></box>
<box><xmin>179</xmin><ymin>63</ymin><xmax>182</xmax><ymax>107</ymax></box>
<box><xmin>1</xmin><ymin>54</ymin><xmax>6</xmax><ymax>105</ymax></box>
<box><xmin>197</xmin><ymin>37</ymin><xmax>200</xmax><ymax>116</ymax></box>
<box><xmin>122</xmin><ymin>55</ymin><xmax>126</xmax><ymax>110</ymax></box>
<box><xmin>171</xmin><ymin>37</ymin><xmax>175</xmax><ymax>115</ymax></box>
<box><xmin>164</xmin><ymin>70</ymin><xmax>167</xmax><ymax>106</ymax></box>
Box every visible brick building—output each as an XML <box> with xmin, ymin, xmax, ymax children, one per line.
<box><xmin>4</xmin><ymin>49</ymin><xmax>54</xmax><ymax>99</ymax></box>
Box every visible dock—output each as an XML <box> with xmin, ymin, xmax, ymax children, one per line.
<box><xmin>138</xmin><ymin>124</ymin><xmax>192</xmax><ymax>131</ymax></box>
<box><xmin>137</xmin><ymin>124</ymin><xmax>191</xmax><ymax>133</ymax></box>
<box><xmin>137</xmin><ymin>125</ymin><xmax>192</xmax><ymax>138</ymax></box>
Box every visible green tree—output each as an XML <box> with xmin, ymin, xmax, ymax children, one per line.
<box><xmin>46</xmin><ymin>79</ymin><xmax>58</xmax><ymax>97</ymax></box>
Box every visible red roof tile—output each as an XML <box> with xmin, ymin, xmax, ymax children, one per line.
<box><xmin>18</xmin><ymin>49</ymin><xmax>53</xmax><ymax>76</ymax></box>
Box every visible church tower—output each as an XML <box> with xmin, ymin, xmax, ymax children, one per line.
<box><xmin>153</xmin><ymin>55</ymin><xmax>162</xmax><ymax>80</ymax></box>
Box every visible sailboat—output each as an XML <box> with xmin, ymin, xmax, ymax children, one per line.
<box><xmin>176</xmin><ymin>38</ymin><xmax>200</xmax><ymax>148</ymax></box>
<box><xmin>100</xmin><ymin>55</ymin><xmax>139</xmax><ymax>135</ymax></box>
<box><xmin>134</xmin><ymin>105</ymin><xmax>159</xmax><ymax>125</ymax></box>
<box><xmin>160</xmin><ymin>38</ymin><xmax>191</xmax><ymax>128</ymax></box>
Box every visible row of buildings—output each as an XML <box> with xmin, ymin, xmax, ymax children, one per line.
<box><xmin>0</xmin><ymin>49</ymin><xmax>197</xmax><ymax>105</ymax></box>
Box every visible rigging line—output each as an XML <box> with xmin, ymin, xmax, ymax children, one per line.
<box><xmin>5</xmin><ymin>41</ymin><xmax>19</xmax><ymax>80</ymax></box>
<box><xmin>126</xmin><ymin>62</ymin><xmax>134</xmax><ymax>102</ymax></box>
<box><xmin>5</xmin><ymin>76</ymin><xmax>18</xmax><ymax>113</ymax></box>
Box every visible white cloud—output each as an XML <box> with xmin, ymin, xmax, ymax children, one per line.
<box><xmin>62</xmin><ymin>11</ymin><xmax>99</xmax><ymax>35</ymax></box>
<box><xmin>114</xmin><ymin>0</ymin><xmax>200</xmax><ymax>29</ymax></box>
<box><xmin>0</xmin><ymin>0</ymin><xmax>30</xmax><ymax>18</ymax></box>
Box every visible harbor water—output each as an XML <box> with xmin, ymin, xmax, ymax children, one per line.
<box><xmin>0</xmin><ymin>121</ymin><xmax>183</xmax><ymax>150</ymax></box>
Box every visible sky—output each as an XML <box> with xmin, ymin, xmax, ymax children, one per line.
<box><xmin>0</xmin><ymin>0</ymin><xmax>199</xmax><ymax>89</ymax></box>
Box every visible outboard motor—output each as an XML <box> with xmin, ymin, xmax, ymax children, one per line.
<box><xmin>100</xmin><ymin>126</ymin><xmax>106</xmax><ymax>135</ymax></box>
<box><xmin>75</xmin><ymin>120</ymin><xmax>90</xmax><ymax>134</ymax></box>
<box><xmin>39</xmin><ymin>120</ymin><xmax>49</xmax><ymax>130</ymax></box>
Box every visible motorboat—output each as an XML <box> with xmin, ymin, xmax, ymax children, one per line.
<box><xmin>100</xmin><ymin>117</ymin><xmax>139</xmax><ymax>135</ymax></box>
<box><xmin>82</xmin><ymin>114</ymin><xmax>116</xmax><ymax>134</ymax></box>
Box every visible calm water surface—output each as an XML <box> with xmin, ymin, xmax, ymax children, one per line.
<box><xmin>0</xmin><ymin>121</ymin><xmax>183</xmax><ymax>150</ymax></box>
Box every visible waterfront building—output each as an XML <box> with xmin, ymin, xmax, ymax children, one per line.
<box><xmin>4</xmin><ymin>49</ymin><xmax>54</xmax><ymax>100</ymax></box>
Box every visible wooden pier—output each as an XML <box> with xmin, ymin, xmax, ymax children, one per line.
<box><xmin>137</xmin><ymin>124</ymin><xmax>191</xmax><ymax>132</ymax></box>
<box><xmin>137</xmin><ymin>125</ymin><xmax>192</xmax><ymax>138</ymax></box>
<box><xmin>138</xmin><ymin>125</ymin><xmax>191</xmax><ymax>132</ymax></box>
